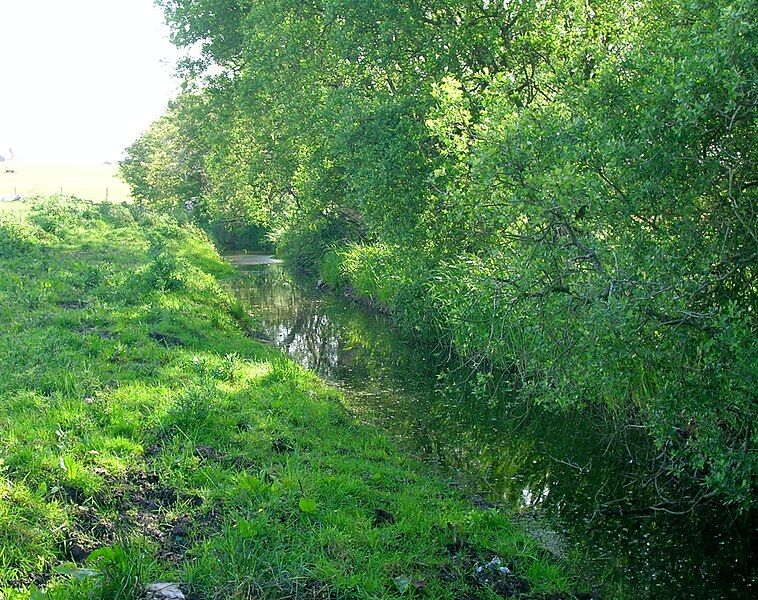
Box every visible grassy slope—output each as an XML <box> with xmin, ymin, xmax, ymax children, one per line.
<box><xmin>0</xmin><ymin>199</ymin><xmax>575</xmax><ymax>600</ymax></box>
<box><xmin>0</xmin><ymin>163</ymin><xmax>131</xmax><ymax>203</ymax></box>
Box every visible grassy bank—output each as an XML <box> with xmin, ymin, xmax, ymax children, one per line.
<box><xmin>0</xmin><ymin>198</ymin><xmax>576</xmax><ymax>599</ymax></box>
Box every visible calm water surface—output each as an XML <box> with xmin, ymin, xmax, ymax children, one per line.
<box><xmin>230</xmin><ymin>259</ymin><xmax>755</xmax><ymax>599</ymax></box>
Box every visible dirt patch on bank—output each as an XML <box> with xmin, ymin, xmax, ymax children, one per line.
<box><xmin>60</xmin><ymin>468</ymin><xmax>218</xmax><ymax>567</ymax></box>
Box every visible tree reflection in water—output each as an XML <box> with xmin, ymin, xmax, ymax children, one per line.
<box><xmin>231</xmin><ymin>263</ymin><xmax>755</xmax><ymax>600</ymax></box>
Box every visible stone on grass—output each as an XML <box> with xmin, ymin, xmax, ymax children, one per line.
<box><xmin>144</xmin><ymin>582</ymin><xmax>185</xmax><ymax>600</ymax></box>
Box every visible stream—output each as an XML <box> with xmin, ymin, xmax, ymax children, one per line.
<box><xmin>229</xmin><ymin>257</ymin><xmax>755</xmax><ymax>599</ymax></box>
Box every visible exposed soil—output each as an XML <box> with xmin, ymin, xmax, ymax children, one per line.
<box><xmin>60</xmin><ymin>462</ymin><xmax>219</xmax><ymax>573</ymax></box>
<box><xmin>7</xmin><ymin>569</ymin><xmax>53</xmax><ymax>592</ymax></box>
<box><xmin>148</xmin><ymin>331</ymin><xmax>184</xmax><ymax>347</ymax></box>
<box><xmin>371</xmin><ymin>507</ymin><xmax>396</xmax><ymax>527</ymax></box>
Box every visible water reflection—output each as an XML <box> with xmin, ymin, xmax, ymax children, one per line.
<box><xmin>226</xmin><ymin>253</ymin><xmax>283</xmax><ymax>266</ymax></box>
<box><xmin>231</xmin><ymin>264</ymin><xmax>756</xmax><ymax>599</ymax></box>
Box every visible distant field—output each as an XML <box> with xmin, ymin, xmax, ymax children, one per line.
<box><xmin>0</xmin><ymin>161</ymin><xmax>131</xmax><ymax>203</ymax></box>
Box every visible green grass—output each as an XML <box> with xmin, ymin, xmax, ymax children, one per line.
<box><xmin>0</xmin><ymin>200</ymin><xmax>27</xmax><ymax>217</ymax></box>
<box><xmin>0</xmin><ymin>198</ymin><xmax>577</xmax><ymax>599</ymax></box>
<box><xmin>0</xmin><ymin>162</ymin><xmax>131</xmax><ymax>203</ymax></box>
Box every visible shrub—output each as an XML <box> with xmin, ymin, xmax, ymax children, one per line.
<box><xmin>144</xmin><ymin>252</ymin><xmax>187</xmax><ymax>291</ymax></box>
<box><xmin>97</xmin><ymin>202</ymin><xmax>136</xmax><ymax>228</ymax></box>
<box><xmin>0</xmin><ymin>215</ymin><xmax>48</xmax><ymax>257</ymax></box>
<box><xmin>27</xmin><ymin>196</ymin><xmax>98</xmax><ymax>235</ymax></box>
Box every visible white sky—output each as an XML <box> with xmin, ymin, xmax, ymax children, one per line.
<box><xmin>0</xmin><ymin>0</ymin><xmax>180</xmax><ymax>164</ymax></box>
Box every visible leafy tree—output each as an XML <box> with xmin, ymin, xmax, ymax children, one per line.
<box><xmin>124</xmin><ymin>0</ymin><xmax>757</xmax><ymax>507</ymax></box>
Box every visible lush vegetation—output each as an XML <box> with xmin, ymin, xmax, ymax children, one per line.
<box><xmin>121</xmin><ymin>0</ymin><xmax>756</xmax><ymax>509</ymax></box>
<box><xmin>0</xmin><ymin>198</ymin><xmax>577</xmax><ymax>599</ymax></box>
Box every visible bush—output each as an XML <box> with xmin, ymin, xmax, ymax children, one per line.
<box><xmin>27</xmin><ymin>196</ymin><xmax>98</xmax><ymax>235</ymax></box>
<box><xmin>0</xmin><ymin>215</ymin><xmax>48</xmax><ymax>257</ymax></box>
<box><xmin>144</xmin><ymin>251</ymin><xmax>187</xmax><ymax>291</ymax></box>
<box><xmin>97</xmin><ymin>202</ymin><xmax>136</xmax><ymax>228</ymax></box>
<box><xmin>274</xmin><ymin>215</ymin><xmax>361</xmax><ymax>274</ymax></box>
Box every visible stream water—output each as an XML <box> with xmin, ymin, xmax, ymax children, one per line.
<box><xmin>229</xmin><ymin>258</ymin><xmax>755</xmax><ymax>599</ymax></box>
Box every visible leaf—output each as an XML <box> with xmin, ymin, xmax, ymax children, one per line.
<box><xmin>54</xmin><ymin>563</ymin><xmax>101</xmax><ymax>579</ymax></box>
<box><xmin>88</xmin><ymin>546</ymin><xmax>117</xmax><ymax>562</ymax></box>
<box><xmin>237</xmin><ymin>474</ymin><xmax>265</xmax><ymax>493</ymax></box>
<box><xmin>393</xmin><ymin>575</ymin><xmax>411</xmax><ymax>594</ymax></box>
<box><xmin>237</xmin><ymin>517</ymin><xmax>263</xmax><ymax>538</ymax></box>
<box><xmin>30</xmin><ymin>584</ymin><xmax>46</xmax><ymax>599</ymax></box>
<box><xmin>298</xmin><ymin>497</ymin><xmax>317</xmax><ymax>513</ymax></box>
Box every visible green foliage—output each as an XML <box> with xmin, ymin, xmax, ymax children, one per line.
<box><xmin>338</xmin><ymin>243</ymin><xmax>404</xmax><ymax>307</ymax></box>
<box><xmin>27</xmin><ymin>196</ymin><xmax>99</xmax><ymax>235</ymax></box>
<box><xmin>318</xmin><ymin>249</ymin><xmax>345</xmax><ymax>288</ymax></box>
<box><xmin>297</xmin><ymin>497</ymin><xmax>317</xmax><ymax>514</ymax></box>
<box><xmin>0</xmin><ymin>198</ymin><xmax>572</xmax><ymax>598</ymax></box>
<box><xmin>119</xmin><ymin>97</ymin><xmax>205</xmax><ymax>215</ymax></box>
<box><xmin>96</xmin><ymin>202</ymin><xmax>136</xmax><ymax>228</ymax></box>
<box><xmin>0</xmin><ymin>213</ymin><xmax>47</xmax><ymax>257</ymax></box>
<box><xmin>123</xmin><ymin>0</ymin><xmax>757</xmax><ymax>507</ymax></box>
<box><xmin>208</xmin><ymin>219</ymin><xmax>271</xmax><ymax>251</ymax></box>
<box><xmin>54</xmin><ymin>545</ymin><xmax>158</xmax><ymax>600</ymax></box>
<box><xmin>144</xmin><ymin>252</ymin><xmax>187</xmax><ymax>292</ymax></box>
<box><xmin>274</xmin><ymin>215</ymin><xmax>361</xmax><ymax>274</ymax></box>
<box><xmin>0</xmin><ymin>479</ymin><xmax>64</xmax><ymax>583</ymax></box>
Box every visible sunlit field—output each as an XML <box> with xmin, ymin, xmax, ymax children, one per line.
<box><xmin>0</xmin><ymin>161</ymin><xmax>131</xmax><ymax>203</ymax></box>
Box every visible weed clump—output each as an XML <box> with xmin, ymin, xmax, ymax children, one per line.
<box><xmin>144</xmin><ymin>252</ymin><xmax>187</xmax><ymax>292</ymax></box>
<box><xmin>0</xmin><ymin>214</ymin><xmax>49</xmax><ymax>257</ymax></box>
<box><xmin>27</xmin><ymin>196</ymin><xmax>98</xmax><ymax>235</ymax></box>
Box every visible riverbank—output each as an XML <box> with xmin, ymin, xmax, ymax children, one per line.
<box><xmin>231</xmin><ymin>263</ymin><xmax>757</xmax><ymax>599</ymax></box>
<box><xmin>286</xmin><ymin>238</ymin><xmax>756</xmax><ymax>513</ymax></box>
<box><xmin>0</xmin><ymin>198</ymin><xmax>578</xmax><ymax>599</ymax></box>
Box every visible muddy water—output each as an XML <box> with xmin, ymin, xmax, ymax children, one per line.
<box><xmin>229</xmin><ymin>257</ymin><xmax>755</xmax><ymax>599</ymax></box>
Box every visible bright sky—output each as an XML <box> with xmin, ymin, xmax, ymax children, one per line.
<box><xmin>0</xmin><ymin>0</ymin><xmax>180</xmax><ymax>164</ymax></box>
